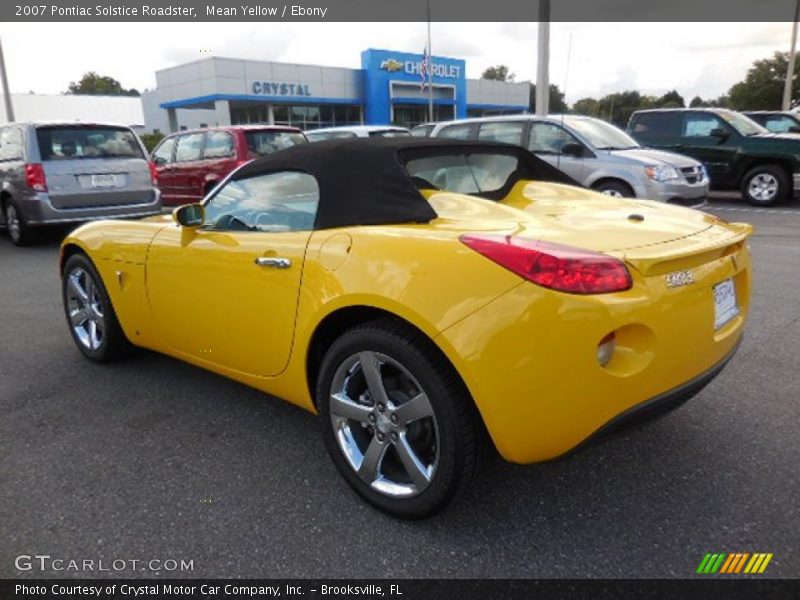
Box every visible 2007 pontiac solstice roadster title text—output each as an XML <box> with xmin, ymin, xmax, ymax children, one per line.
<box><xmin>59</xmin><ymin>138</ymin><xmax>752</xmax><ymax>518</ymax></box>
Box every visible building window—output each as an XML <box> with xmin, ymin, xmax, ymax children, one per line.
<box><xmin>467</xmin><ymin>108</ymin><xmax>526</xmax><ymax>118</ymax></box>
<box><xmin>392</xmin><ymin>104</ymin><xmax>454</xmax><ymax>128</ymax></box>
<box><xmin>231</xmin><ymin>103</ymin><xmax>362</xmax><ymax>130</ymax></box>
<box><xmin>276</xmin><ymin>103</ymin><xmax>361</xmax><ymax>130</ymax></box>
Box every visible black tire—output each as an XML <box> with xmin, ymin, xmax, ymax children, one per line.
<box><xmin>61</xmin><ymin>253</ymin><xmax>133</xmax><ymax>362</ymax></box>
<box><xmin>740</xmin><ymin>164</ymin><xmax>789</xmax><ymax>206</ymax></box>
<box><xmin>317</xmin><ymin>318</ymin><xmax>482</xmax><ymax>519</ymax></box>
<box><xmin>3</xmin><ymin>198</ymin><xmax>35</xmax><ymax>246</ymax></box>
<box><xmin>593</xmin><ymin>180</ymin><xmax>635</xmax><ymax>198</ymax></box>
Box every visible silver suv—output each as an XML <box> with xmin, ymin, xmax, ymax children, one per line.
<box><xmin>431</xmin><ymin>115</ymin><xmax>708</xmax><ymax>205</ymax></box>
<box><xmin>0</xmin><ymin>122</ymin><xmax>161</xmax><ymax>245</ymax></box>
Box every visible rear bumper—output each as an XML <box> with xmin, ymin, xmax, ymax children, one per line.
<box><xmin>20</xmin><ymin>190</ymin><xmax>162</xmax><ymax>225</ymax></box>
<box><xmin>573</xmin><ymin>336</ymin><xmax>740</xmax><ymax>455</ymax></box>
<box><xmin>436</xmin><ymin>236</ymin><xmax>751</xmax><ymax>463</ymax></box>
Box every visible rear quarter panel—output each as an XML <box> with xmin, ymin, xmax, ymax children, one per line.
<box><xmin>269</xmin><ymin>221</ymin><xmax>527</xmax><ymax>410</ymax></box>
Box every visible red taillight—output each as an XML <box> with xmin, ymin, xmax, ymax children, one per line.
<box><xmin>148</xmin><ymin>161</ymin><xmax>159</xmax><ymax>186</ymax></box>
<box><xmin>459</xmin><ymin>234</ymin><xmax>632</xmax><ymax>294</ymax></box>
<box><xmin>24</xmin><ymin>163</ymin><xmax>47</xmax><ymax>192</ymax></box>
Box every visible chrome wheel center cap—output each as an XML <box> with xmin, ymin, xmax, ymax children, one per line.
<box><xmin>376</xmin><ymin>413</ymin><xmax>392</xmax><ymax>435</ymax></box>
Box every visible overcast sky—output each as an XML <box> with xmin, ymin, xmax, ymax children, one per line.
<box><xmin>0</xmin><ymin>22</ymin><xmax>793</xmax><ymax>104</ymax></box>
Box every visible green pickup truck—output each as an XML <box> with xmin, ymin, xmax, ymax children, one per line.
<box><xmin>628</xmin><ymin>108</ymin><xmax>800</xmax><ymax>206</ymax></box>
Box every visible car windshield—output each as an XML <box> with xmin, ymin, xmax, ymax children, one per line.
<box><xmin>563</xmin><ymin>117</ymin><xmax>639</xmax><ymax>150</ymax></box>
<box><xmin>717</xmin><ymin>110</ymin><xmax>769</xmax><ymax>136</ymax></box>
<box><xmin>244</xmin><ymin>130</ymin><xmax>307</xmax><ymax>156</ymax></box>
<box><xmin>36</xmin><ymin>126</ymin><xmax>144</xmax><ymax>160</ymax></box>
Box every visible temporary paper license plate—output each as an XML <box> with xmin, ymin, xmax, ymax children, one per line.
<box><xmin>713</xmin><ymin>278</ymin><xmax>739</xmax><ymax>330</ymax></box>
<box><xmin>90</xmin><ymin>174</ymin><xmax>120</xmax><ymax>188</ymax></box>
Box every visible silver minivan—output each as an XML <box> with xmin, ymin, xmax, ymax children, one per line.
<box><xmin>0</xmin><ymin>122</ymin><xmax>161</xmax><ymax>245</ymax></box>
<box><xmin>431</xmin><ymin>115</ymin><xmax>709</xmax><ymax>205</ymax></box>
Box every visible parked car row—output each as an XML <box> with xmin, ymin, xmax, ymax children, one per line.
<box><xmin>431</xmin><ymin>115</ymin><xmax>709</xmax><ymax>206</ymax></box>
<box><xmin>3</xmin><ymin>106</ymin><xmax>798</xmax><ymax>246</ymax></box>
<box><xmin>416</xmin><ymin>108</ymin><xmax>800</xmax><ymax>207</ymax></box>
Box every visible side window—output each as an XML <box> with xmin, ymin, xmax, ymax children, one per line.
<box><xmin>437</xmin><ymin>124</ymin><xmax>473</xmax><ymax>140</ymax></box>
<box><xmin>152</xmin><ymin>137</ymin><xmax>176</xmax><ymax>165</ymax></box>
<box><xmin>629</xmin><ymin>112</ymin><xmax>679</xmax><ymax>144</ymax></box>
<box><xmin>477</xmin><ymin>122</ymin><xmax>525</xmax><ymax>145</ymax></box>
<box><xmin>682</xmin><ymin>114</ymin><xmax>728</xmax><ymax>138</ymax></box>
<box><xmin>204</xmin><ymin>171</ymin><xmax>320</xmax><ymax>232</ymax></box>
<box><xmin>174</xmin><ymin>133</ymin><xmax>205</xmax><ymax>162</ymax></box>
<box><xmin>204</xmin><ymin>131</ymin><xmax>235</xmax><ymax>159</ymax></box>
<box><xmin>528</xmin><ymin>122</ymin><xmax>578</xmax><ymax>154</ymax></box>
<box><xmin>0</xmin><ymin>127</ymin><xmax>22</xmax><ymax>161</ymax></box>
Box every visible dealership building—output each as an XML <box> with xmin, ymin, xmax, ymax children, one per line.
<box><xmin>141</xmin><ymin>48</ymin><xmax>530</xmax><ymax>133</ymax></box>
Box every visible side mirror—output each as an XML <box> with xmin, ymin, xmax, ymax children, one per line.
<box><xmin>561</xmin><ymin>142</ymin><xmax>584</xmax><ymax>157</ymax></box>
<box><xmin>153</xmin><ymin>156</ymin><xmax>166</xmax><ymax>165</ymax></box>
<box><xmin>173</xmin><ymin>203</ymin><xmax>204</xmax><ymax>228</ymax></box>
<box><xmin>709</xmin><ymin>128</ymin><xmax>730</xmax><ymax>140</ymax></box>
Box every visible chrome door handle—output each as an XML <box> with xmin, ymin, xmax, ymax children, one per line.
<box><xmin>255</xmin><ymin>256</ymin><xmax>291</xmax><ymax>269</ymax></box>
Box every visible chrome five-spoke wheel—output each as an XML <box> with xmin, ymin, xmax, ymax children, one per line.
<box><xmin>318</xmin><ymin>319</ymin><xmax>481</xmax><ymax>518</ymax></box>
<box><xmin>329</xmin><ymin>351</ymin><xmax>439</xmax><ymax>498</ymax></box>
<box><xmin>61</xmin><ymin>253</ymin><xmax>132</xmax><ymax>362</ymax></box>
<box><xmin>66</xmin><ymin>267</ymin><xmax>106</xmax><ymax>351</ymax></box>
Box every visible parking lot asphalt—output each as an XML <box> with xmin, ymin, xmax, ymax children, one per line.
<box><xmin>1</xmin><ymin>193</ymin><xmax>798</xmax><ymax>579</ymax></box>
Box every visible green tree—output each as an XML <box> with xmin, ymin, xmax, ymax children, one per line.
<box><xmin>572</xmin><ymin>97</ymin><xmax>600</xmax><ymax>116</ymax></box>
<box><xmin>596</xmin><ymin>90</ymin><xmax>649</xmax><ymax>127</ymax></box>
<box><xmin>66</xmin><ymin>72</ymin><xmax>140</xmax><ymax>96</ymax></box>
<box><xmin>656</xmin><ymin>89</ymin><xmax>685</xmax><ymax>108</ymax></box>
<box><xmin>727</xmin><ymin>52</ymin><xmax>799</xmax><ymax>110</ymax></box>
<box><xmin>528</xmin><ymin>84</ymin><xmax>568</xmax><ymax>113</ymax></box>
<box><xmin>481</xmin><ymin>65</ymin><xmax>515</xmax><ymax>82</ymax></box>
<box><xmin>139</xmin><ymin>132</ymin><xmax>164</xmax><ymax>153</ymax></box>
<box><xmin>710</xmin><ymin>94</ymin><xmax>730</xmax><ymax>108</ymax></box>
<box><xmin>689</xmin><ymin>96</ymin><xmax>706</xmax><ymax>107</ymax></box>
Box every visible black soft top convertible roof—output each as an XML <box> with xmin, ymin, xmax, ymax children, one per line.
<box><xmin>233</xmin><ymin>137</ymin><xmax>578</xmax><ymax>230</ymax></box>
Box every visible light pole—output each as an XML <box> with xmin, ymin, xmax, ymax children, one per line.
<box><xmin>427</xmin><ymin>0</ymin><xmax>433</xmax><ymax>123</ymax></box>
<box><xmin>0</xmin><ymin>36</ymin><xmax>14</xmax><ymax>122</ymax></box>
<box><xmin>535</xmin><ymin>0</ymin><xmax>550</xmax><ymax>116</ymax></box>
<box><xmin>782</xmin><ymin>0</ymin><xmax>800</xmax><ymax>110</ymax></box>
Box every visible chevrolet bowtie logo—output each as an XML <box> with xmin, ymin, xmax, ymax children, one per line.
<box><xmin>380</xmin><ymin>59</ymin><xmax>404</xmax><ymax>72</ymax></box>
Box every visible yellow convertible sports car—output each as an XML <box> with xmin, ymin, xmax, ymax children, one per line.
<box><xmin>60</xmin><ymin>138</ymin><xmax>752</xmax><ymax>518</ymax></box>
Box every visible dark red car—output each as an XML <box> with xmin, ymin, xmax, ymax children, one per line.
<box><xmin>150</xmin><ymin>125</ymin><xmax>307</xmax><ymax>206</ymax></box>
